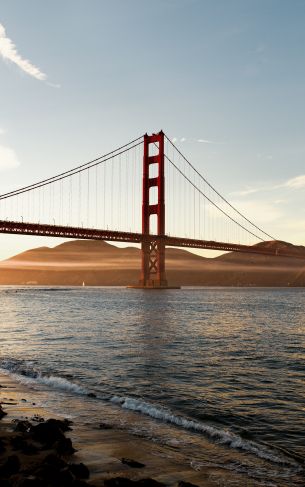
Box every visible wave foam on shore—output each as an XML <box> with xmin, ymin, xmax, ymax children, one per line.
<box><xmin>0</xmin><ymin>360</ymin><xmax>87</xmax><ymax>395</ymax></box>
<box><xmin>0</xmin><ymin>358</ymin><xmax>302</xmax><ymax>473</ymax></box>
<box><xmin>110</xmin><ymin>395</ymin><xmax>301</xmax><ymax>469</ymax></box>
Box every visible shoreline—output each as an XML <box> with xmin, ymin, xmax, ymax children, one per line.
<box><xmin>0</xmin><ymin>372</ymin><xmax>224</xmax><ymax>486</ymax></box>
<box><xmin>2</xmin><ymin>284</ymin><xmax>305</xmax><ymax>288</ymax></box>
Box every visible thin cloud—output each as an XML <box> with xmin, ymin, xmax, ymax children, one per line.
<box><xmin>0</xmin><ymin>144</ymin><xmax>20</xmax><ymax>171</ymax></box>
<box><xmin>233</xmin><ymin>174</ymin><xmax>305</xmax><ymax>197</ymax></box>
<box><xmin>232</xmin><ymin>187</ymin><xmax>262</xmax><ymax>197</ymax></box>
<box><xmin>197</xmin><ymin>138</ymin><xmax>214</xmax><ymax>144</ymax></box>
<box><xmin>232</xmin><ymin>183</ymin><xmax>277</xmax><ymax>197</ymax></box>
<box><xmin>47</xmin><ymin>81</ymin><xmax>61</xmax><ymax>89</ymax></box>
<box><xmin>284</xmin><ymin>175</ymin><xmax>305</xmax><ymax>189</ymax></box>
<box><xmin>171</xmin><ymin>137</ymin><xmax>216</xmax><ymax>144</ymax></box>
<box><xmin>230</xmin><ymin>199</ymin><xmax>282</xmax><ymax>224</ymax></box>
<box><xmin>0</xmin><ymin>22</ymin><xmax>46</xmax><ymax>81</ymax></box>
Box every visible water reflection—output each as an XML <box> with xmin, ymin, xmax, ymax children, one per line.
<box><xmin>0</xmin><ymin>286</ymin><xmax>305</xmax><ymax>485</ymax></box>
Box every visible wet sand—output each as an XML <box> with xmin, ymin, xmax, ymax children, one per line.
<box><xmin>0</xmin><ymin>372</ymin><xmax>235</xmax><ymax>486</ymax></box>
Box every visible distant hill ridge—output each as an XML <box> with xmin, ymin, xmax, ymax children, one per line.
<box><xmin>1</xmin><ymin>239</ymin><xmax>305</xmax><ymax>287</ymax></box>
<box><xmin>6</xmin><ymin>240</ymin><xmax>204</xmax><ymax>264</ymax></box>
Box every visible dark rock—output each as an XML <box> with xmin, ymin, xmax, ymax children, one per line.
<box><xmin>0</xmin><ymin>454</ymin><xmax>21</xmax><ymax>476</ymax></box>
<box><xmin>14</xmin><ymin>420</ymin><xmax>32</xmax><ymax>433</ymax></box>
<box><xmin>54</xmin><ymin>437</ymin><xmax>76</xmax><ymax>455</ymax></box>
<box><xmin>0</xmin><ymin>437</ymin><xmax>6</xmax><ymax>453</ymax></box>
<box><xmin>31</xmin><ymin>415</ymin><xmax>44</xmax><ymax>423</ymax></box>
<box><xmin>33</xmin><ymin>463</ymin><xmax>55</xmax><ymax>481</ymax></box>
<box><xmin>121</xmin><ymin>458</ymin><xmax>145</xmax><ymax>468</ymax></box>
<box><xmin>72</xmin><ymin>481</ymin><xmax>91</xmax><ymax>487</ymax></box>
<box><xmin>43</xmin><ymin>418</ymin><xmax>72</xmax><ymax>432</ymax></box>
<box><xmin>137</xmin><ymin>480</ymin><xmax>166</xmax><ymax>487</ymax></box>
<box><xmin>99</xmin><ymin>422</ymin><xmax>113</xmax><ymax>429</ymax></box>
<box><xmin>34</xmin><ymin>463</ymin><xmax>75</xmax><ymax>485</ymax></box>
<box><xmin>178</xmin><ymin>482</ymin><xmax>199</xmax><ymax>487</ymax></box>
<box><xmin>57</xmin><ymin>467</ymin><xmax>75</xmax><ymax>486</ymax></box>
<box><xmin>21</xmin><ymin>398</ymin><xmax>27</xmax><ymax>402</ymax></box>
<box><xmin>22</xmin><ymin>442</ymin><xmax>39</xmax><ymax>455</ymax></box>
<box><xmin>104</xmin><ymin>479</ymin><xmax>165</xmax><ymax>487</ymax></box>
<box><xmin>14</xmin><ymin>477</ymin><xmax>46</xmax><ymax>487</ymax></box>
<box><xmin>54</xmin><ymin>418</ymin><xmax>73</xmax><ymax>432</ymax></box>
<box><xmin>30</xmin><ymin>419</ymin><xmax>66</xmax><ymax>446</ymax></box>
<box><xmin>104</xmin><ymin>478</ymin><xmax>136</xmax><ymax>487</ymax></box>
<box><xmin>69</xmin><ymin>463</ymin><xmax>90</xmax><ymax>479</ymax></box>
<box><xmin>87</xmin><ymin>393</ymin><xmax>96</xmax><ymax>398</ymax></box>
<box><xmin>0</xmin><ymin>405</ymin><xmax>7</xmax><ymax>419</ymax></box>
<box><xmin>11</xmin><ymin>435</ymin><xmax>27</xmax><ymax>450</ymax></box>
<box><xmin>43</xmin><ymin>453</ymin><xmax>67</xmax><ymax>469</ymax></box>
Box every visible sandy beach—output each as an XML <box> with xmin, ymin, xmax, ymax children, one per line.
<box><xmin>0</xmin><ymin>372</ymin><xmax>230</xmax><ymax>487</ymax></box>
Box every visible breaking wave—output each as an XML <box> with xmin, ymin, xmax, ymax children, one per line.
<box><xmin>110</xmin><ymin>395</ymin><xmax>301</xmax><ymax>468</ymax></box>
<box><xmin>0</xmin><ymin>359</ymin><xmax>87</xmax><ymax>395</ymax></box>
<box><xmin>0</xmin><ymin>358</ymin><xmax>302</xmax><ymax>471</ymax></box>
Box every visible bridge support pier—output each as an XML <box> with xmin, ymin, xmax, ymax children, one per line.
<box><xmin>130</xmin><ymin>131</ymin><xmax>179</xmax><ymax>289</ymax></box>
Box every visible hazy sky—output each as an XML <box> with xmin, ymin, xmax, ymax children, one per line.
<box><xmin>0</xmin><ymin>0</ymin><xmax>305</xmax><ymax>259</ymax></box>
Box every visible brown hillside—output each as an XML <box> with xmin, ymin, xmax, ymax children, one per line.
<box><xmin>0</xmin><ymin>239</ymin><xmax>305</xmax><ymax>286</ymax></box>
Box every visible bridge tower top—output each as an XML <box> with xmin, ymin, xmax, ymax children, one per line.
<box><xmin>130</xmin><ymin>130</ymin><xmax>178</xmax><ymax>289</ymax></box>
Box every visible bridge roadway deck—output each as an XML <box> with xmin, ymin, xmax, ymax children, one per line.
<box><xmin>0</xmin><ymin>220</ymin><xmax>299</xmax><ymax>258</ymax></box>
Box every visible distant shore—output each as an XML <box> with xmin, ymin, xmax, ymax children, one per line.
<box><xmin>0</xmin><ymin>372</ymin><xmax>224</xmax><ymax>486</ymax></box>
<box><xmin>1</xmin><ymin>238</ymin><xmax>305</xmax><ymax>287</ymax></box>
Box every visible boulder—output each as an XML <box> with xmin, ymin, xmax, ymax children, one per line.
<box><xmin>121</xmin><ymin>458</ymin><xmax>145</xmax><ymax>468</ymax></box>
<box><xmin>43</xmin><ymin>453</ymin><xmax>67</xmax><ymax>469</ymax></box>
<box><xmin>178</xmin><ymin>482</ymin><xmax>199</xmax><ymax>487</ymax></box>
<box><xmin>0</xmin><ymin>438</ymin><xmax>6</xmax><ymax>453</ymax></box>
<box><xmin>69</xmin><ymin>463</ymin><xmax>90</xmax><ymax>479</ymax></box>
<box><xmin>54</xmin><ymin>437</ymin><xmax>76</xmax><ymax>455</ymax></box>
<box><xmin>30</xmin><ymin>419</ymin><xmax>66</xmax><ymax>446</ymax></box>
<box><xmin>105</xmin><ymin>478</ymin><xmax>165</xmax><ymax>487</ymax></box>
<box><xmin>0</xmin><ymin>405</ymin><xmax>7</xmax><ymax>419</ymax></box>
<box><xmin>0</xmin><ymin>454</ymin><xmax>21</xmax><ymax>476</ymax></box>
<box><xmin>104</xmin><ymin>478</ymin><xmax>136</xmax><ymax>487</ymax></box>
<box><xmin>13</xmin><ymin>420</ymin><xmax>32</xmax><ymax>433</ymax></box>
<box><xmin>99</xmin><ymin>422</ymin><xmax>113</xmax><ymax>430</ymax></box>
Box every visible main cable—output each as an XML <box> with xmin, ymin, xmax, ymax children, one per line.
<box><xmin>165</xmin><ymin>135</ymin><xmax>275</xmax><ymax>240</ymax></box>
<box><xmin>164</xmin><ymin>151</ymin><xmax>265</xmax><ymax>242</ymax></box>
<box><xmin>0</xmin><ymin>135</ymin><xmax>144</xmax><ymax>200</ymax></box>
<box><xmin>0</xmin><ymin>140</ymin><xmax>143</xmax><ymax>201</ymax></box>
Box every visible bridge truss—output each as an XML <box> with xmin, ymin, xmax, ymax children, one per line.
<box><xmin>0</xmin><ymin>131</ymin><xmax>296</xmax><ymax>288</ymax></box>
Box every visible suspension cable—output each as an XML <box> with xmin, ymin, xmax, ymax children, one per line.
<box><xmin>0</xmin><ymin>135</ymin><xmax>144</xmax><ymax>200</ymax></box>
<box><xmin>164</xmin><ymin>152</ymin><xmax>265</xmax><ymax>242</ymax></box>
<box><xmin>0</xmin><ymin>140</ymin><xmax>143</xmax><ymax>201</ymax></box>
<box><xmin>165</xmin><ymin>135</ymin><xmax>275</xmax><ymax>240</ymax></box>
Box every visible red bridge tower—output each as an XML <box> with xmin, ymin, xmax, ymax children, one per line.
<box><xmin>131</xmin><ymin>131</ymin><xmax>178</xmax><ymax>289</ymax></box>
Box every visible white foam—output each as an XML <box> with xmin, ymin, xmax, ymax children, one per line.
<box><xmin>0</xmin><ymin>366</ymin><xmax>87</xmax><ymax>395</ymax></box>
<box><xmin>35</xmin><ymin>375</ymin><xmax>87</xmax><ymax>394</ymax></box>
<box><xmin>110</xmin><ymin>395</ymin><xmax>299</xmax><ymax>467</ymax></box>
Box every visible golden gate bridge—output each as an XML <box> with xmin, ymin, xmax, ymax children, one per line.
<box><xmin>0</xmin><ymin>131</ymin><xmax>299</xmax><ymax>288</ymax></box>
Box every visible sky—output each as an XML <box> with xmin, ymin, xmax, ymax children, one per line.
<box><xmin>0</xmin><ymin>0</ymin><xmax>305</xmax><ymax>259</ymax></box>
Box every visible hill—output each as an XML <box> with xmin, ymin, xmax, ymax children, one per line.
<box><xmin>0</xmin><ymin>239</ymin><xmax>305</xmax><ymax>286</ymax></box>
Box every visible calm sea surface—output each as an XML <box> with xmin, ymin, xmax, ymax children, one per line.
<box><xmin>0</xmin><ymin>287</ymin><xmax>304</xmax><ymax>486</ymax></box>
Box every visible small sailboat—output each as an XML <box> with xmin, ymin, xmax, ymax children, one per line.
<box><xmin>82</xmin><ymin>281</ymin><xmax>85</xmax><ymax>287</ymax></box>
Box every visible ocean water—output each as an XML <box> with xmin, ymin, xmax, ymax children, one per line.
<box><xmin>0</xmin><ymin>286</ymin><xmax>304</xmax><ymax>486</ymax></box>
